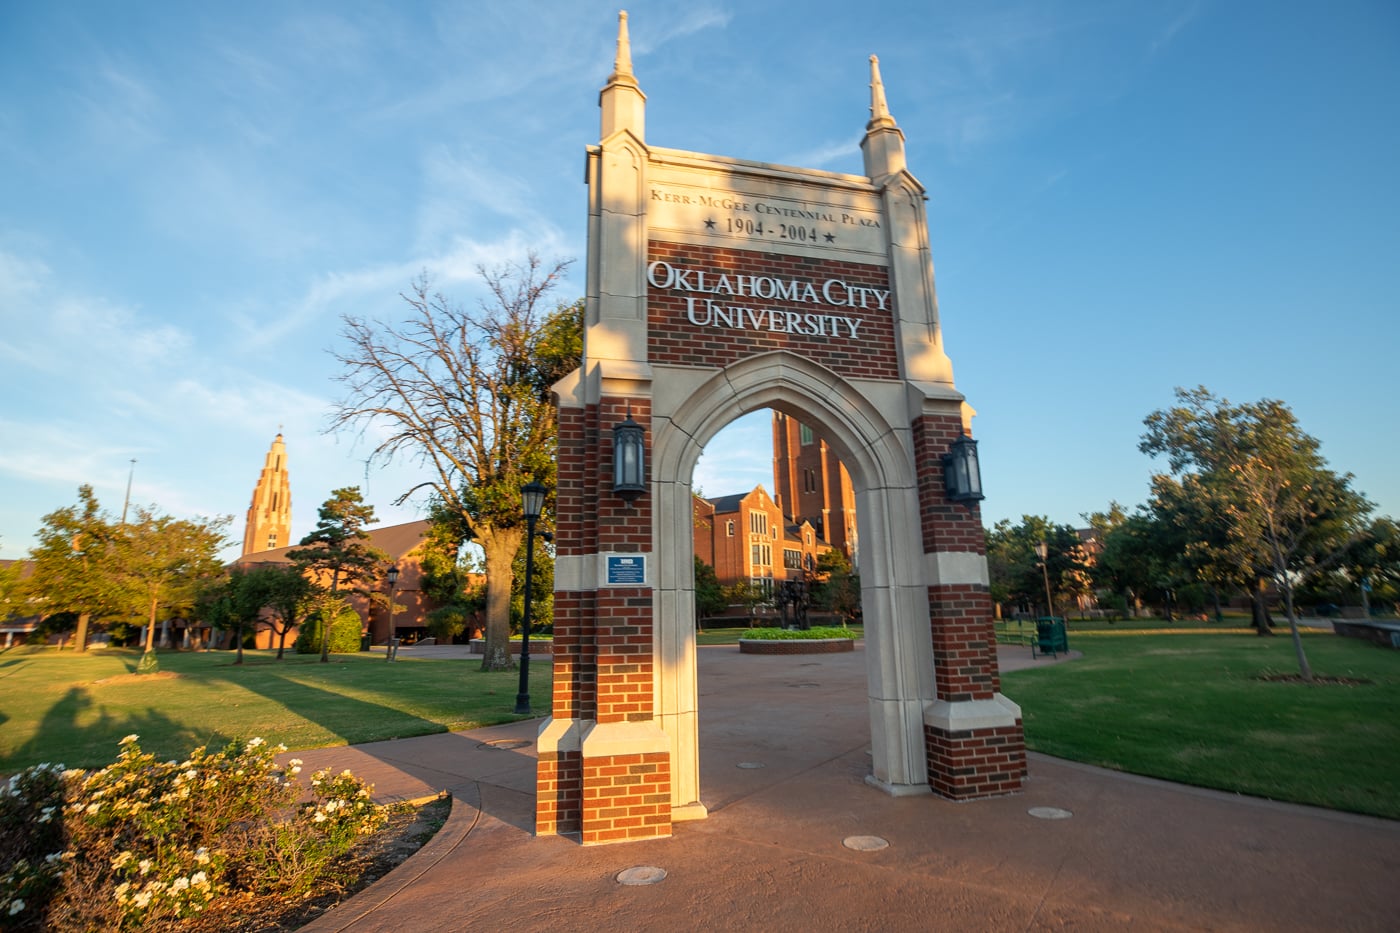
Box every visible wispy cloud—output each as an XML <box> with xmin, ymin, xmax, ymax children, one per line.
<box><xmin>1151</xmin><ymin>1</ymin><xmax>1204</xmax><ymax>55</ymax></box>
<box><xmin>783</xmin><ymin>138</ymin><xmax>861</xmax><ymax>171</ymax></box>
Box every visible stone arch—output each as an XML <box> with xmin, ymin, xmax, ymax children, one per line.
<box><xmin>534</xmin><ymin>16</ymin><xmax>1025</xmax><ymax>846</ymax></box>
<box><xmin>650</xmin><ymin>352</ymin><xmax>940</xmax><ymax>816</ymax></box>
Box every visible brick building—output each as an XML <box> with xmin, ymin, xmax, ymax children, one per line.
<box><xmin>692</xmin><ymin>486</ymin><xmax>826</xmax><ymax>595</ymax></box>
<box><xmin>771</xmin><ymin>411</ymin><xmax>857</xmax><ymax>560</ymax></box>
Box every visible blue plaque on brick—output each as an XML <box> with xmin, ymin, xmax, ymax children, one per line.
<box><xmin>606</xmin><ymin>555</ymin><xmax>646</xmax><ymax>585</ymax></box>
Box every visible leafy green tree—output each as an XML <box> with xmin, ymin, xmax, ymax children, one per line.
<box><xmin>293</xmin><ymin>597</ymin><xmax>363</xmax><ymax>655</ymax></box>
<box><xmin>1344</xmin><ymin>517</ymin><xmax>1400</xmax><ymax>614</ymax></box>
<box><xmin>287</xmin><ymin>487</ymin><xmax>388</xmax><ymax>663</ymax></box>
<box><xmin>196</xmin><ymin>565</ymin><xmax>272</xmax><ymax>665</ymax></box>
<box><xmin>693</xmin><ymin>557</ymin><xmax>727</xmax><ymax>627</ymax></box>
<box><xmin>417</xmin><ymin>514</ymin><xmax>485</xmax><ymax>644</ymax></box>
<box><xmin>986</xmin><ymin>517</ymin><xmax>1087</xmax><ymax>618</ymax></box>
<box><xmin>511</xmin><ymin>537</ymin><xmax>555</xmax><ymax>634</ymax></box>
<box><xmin>725</xmin><ymin>580</ymin><xmax>771</xmax><ymax>623</ymax></box>
<box><xmin>116</xmin><ymin>508</ymin><xmax>230</xmax><ymax>672</ymax></box>
<box><xmin>1141</xmin><ymin>387</ymin><xmax>1373</xmax><ymax>679</ymax></box>
<box><xmin>256</xmin><ymin>563</ymin><xmax>318</xmax><ymax>659</ymax></box>
<box><xmin>0</xmin><ymin>552</ymin><xmax>26</xmax><ymax>625</ymax></box>
<box><xmin>810</xmin><ymin>550</ymin><xmax>861</xmax><ymax>625</ymax></box>
<box><xmin>328</xmin><ymin>255</ymin><xmax>577</xmax><ymax>671</ymax></box>
<box><xmin>26</xmin><ymin>486</ymin><xmax>124</xmax><ymax>651</ymax></box>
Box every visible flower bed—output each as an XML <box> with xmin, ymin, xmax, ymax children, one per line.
<box><xmin>738</xmin><ymin>627</ymin><xmax>856</xmax><ymax>655</ymax></box>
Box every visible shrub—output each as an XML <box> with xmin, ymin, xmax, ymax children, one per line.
<box><xmin>741</xmin><ymin>626</ymin><xmax>855</xmax><ymax>641</ymax></box>
<box><xmin>295</xmin><ymin>603</ymin><xmax>364</xmax><ymax>655</ymax></box>
<box><xmin>0</xmin><ymin>735</ymin><xmax>385</xmax><ymax>931</ymax></box>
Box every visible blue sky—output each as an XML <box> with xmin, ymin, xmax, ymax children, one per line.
<box><xmin>1</xmin><ymin>1</ymin><xmax>1396</xmax><ymax>560</ymax></box>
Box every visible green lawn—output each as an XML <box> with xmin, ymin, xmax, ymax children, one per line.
<box><xmin>0</xmin><ymin>647</ymin><xmax>552</xmax><ymax>773</ymax></box>
<box><xmin>1002</xmin><ymin>631</ymin><xmax>1400</xmax><ymax>820</ymax></box>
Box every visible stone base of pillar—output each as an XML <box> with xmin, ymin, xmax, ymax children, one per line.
<box><xmin>579</xmin><ymin>720</ymin><xmax>673</xmax><ymax>845</ymax></box>
<box><xmin>923</xmin><ymin>695</ymin><xmax>1027</xmax><ymax>799</ymax></box>
<box><xmin>536</xmin><ymin>718</ymin><xmax>582</xmax><ymax>836</ymax></box>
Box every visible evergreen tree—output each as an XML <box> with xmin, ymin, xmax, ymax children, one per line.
<box><xmin>287</xmin><ymin>487</ymin><xmax>388</xmax><ymax>663</ymax></box>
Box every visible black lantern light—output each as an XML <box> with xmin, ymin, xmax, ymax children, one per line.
<box><xmin>612</xmin><ymin>405</ymin><xmax>646</xmax><ymax>502</ymax></box>
<box><xmin>942</xmin><ymin>433</ymin><xmax>985</xmax><ymax>503</ymax></box>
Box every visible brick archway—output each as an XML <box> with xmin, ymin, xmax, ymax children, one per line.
<box><xmin>535</xmin><ymin>15</ymin><xmax>1025</xmax><ymax>846</ymax></box>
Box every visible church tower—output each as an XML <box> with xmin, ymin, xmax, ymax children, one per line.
<box><xmin>241</xmin><ymin>433</ymin><xmax>292</xmax><ymax>555</ymax></box>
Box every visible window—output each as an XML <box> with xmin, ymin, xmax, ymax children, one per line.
<box><xmin>751</xmin><ymin>544</ymin><xmax>771</xmax><ymax>566</ymax></box>
<box><xmin>799</xmin><ymin>423</ymin><xmax>814</xmax><ymax>445</ymax></box>
<box><xmin>803</xmin><ymin>468</ymin><xmax>817</xmax><ymax>493</ymax></box>
<box><xmin>726</xmin><ymin>520</ymin><xmax>735</xmax><ymax>536</ymax></box>
<box><xmin>266</xmin><ymin>533</ymin><xmax>277</xmax><ymax>549</ymax></box>
<box><xmin>749</xmin><ymin>512</ymin><xmax>767</xmax><ymax>535</ymax></box>
<box><xmin>784</xmin><ymin>548</ymin><xmax>802</xmax><ymax>569</ymax></box>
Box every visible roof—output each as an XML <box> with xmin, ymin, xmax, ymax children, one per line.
<box><xmin>237</xmin><ymin>519</ymin><xmax>432</xmax><ymax>566</ymax></box>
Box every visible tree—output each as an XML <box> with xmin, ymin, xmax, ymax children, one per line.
<box><xmin>1141</xmin><ymin>387</ymin><xmax>1373</xmax><ymax>680</ymax></box>
<box><xmin>26</xmin><ymin>486</ymin><xmax>124</xmax><ymax>651</ymax></box>
<box><xmin>116</xmin><ymin>508</ymin><xmax>230</xmax><ymax>672</ymax></box>
<box><xmin>985</xmin><ymin>517</ymin><xmax>1088</xmax><ymax>618</ymax></box>
<box><xmin>725</xmin><ymin>580</ymin><xmax>771</xmax><ymax>623</ymax></box>
<box><xmin>328</xmin><ymin>255</ymin><xmax>576</xmax><ymax>671</ymax></box>
<box><xmin>196</xmin><ymin>566</ymin><xmax>271</xmax><ymax>665</ymax></box>
<box><xmin>693</xmin><ymin>557</ymin><xmax>727</xmax><ymax>627</ymax></box>
<box><xmin>810</xmin><ymin>549</ymin><xmax>861</xmax><ymax>625</ymax></box>
<box><xmin>256</xmin><ymin>563</ymin><xmax>317</xmax><ymax>659</ymax></box>
<box><xmin>287</xmin><ymin>487</ymin><xmax>388</xmax><ymax>663</ymax></box>
<box><xmin>418</xmin><ymin>513</ymin><xmax>485</xmax><ymax>644</ymax></box>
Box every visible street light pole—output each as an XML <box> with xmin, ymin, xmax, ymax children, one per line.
<box><xmin>385</xmin><ymin>565</ymin><xmax>399</xmax><ymax>662</ymax></box>
<box><xmin>1034</xmin><ymin>541</ymin><xmax>1055</xmax><ymax>618</ymax></box>
<box><xmin>515</xmin><ymin>482</ymin><xmax>546</xmax><ymax>715</ymax></box>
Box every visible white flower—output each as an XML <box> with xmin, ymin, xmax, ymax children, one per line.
<box><xmin>9</xmin><ymin>899</ymin><xmax>25</xmax><ymax>915</ymax></box>
<box><xmin>170</xmin><ymin>877</ymin><xmax>189</xmax><ymax>893</ymax></box>
<box><xmin>245</xmin><ymin>737</ymin><xmax>265</xmax><ymax>750</ymax></box>
<box><xmin>313</xmin><ymin>810</ymin><xmax>327</xmax><ymax>823</ymax></box>
<box><xmin>85</xmin><ymin>803</ymin><xmax>100</xmax><ymax>815</ymax></box>
<box><xmin>138</xmin><ymin>859</ymin><xmax>152</xmax><ymax>876</ymax></box>
<box><xmin>133</xmin><ymin>891</ymin><xmax>152</xmax><ymax>909</ymax></box>
<box><xmin>191</xmin><ymin>871</ymin><xmax>209</xmax><ymax>887</ymax></box>
<box><xmin>194</xmin><ymin>848</ymin><xmax>210</xmax><ymax>866</ymax></box>
<box><xmin>119</xmin><ymin>734</ymin><xmax>139</xmax><ymax>746</ymax></box>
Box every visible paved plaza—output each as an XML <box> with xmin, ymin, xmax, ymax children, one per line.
<box><xmin>291</xmin><ymin>645</ymin><xmax>1400</xmax><ymax>932</ymax></box>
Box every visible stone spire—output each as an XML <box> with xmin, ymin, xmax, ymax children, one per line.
<box><xmin>861</xmin><ymin>54</ymin><xmax>906</xmax><ymax>178</ymax></box>
<box><xmin>600</xmin><ymin>10</ymin><xmax>645</xmax><ymax>141</ymax></box>
<box><xmin>866</xmin><ymin>55</ymin><xmax>897</xmax><ymax>131</ymax></box>
<box><xmin>241</xmin><ymin>433</ymin><xmax>292</xmax><ymax>556</ymax></box>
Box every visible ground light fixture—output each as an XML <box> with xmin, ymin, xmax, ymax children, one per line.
<box><xmin>385</xmin><ymin>564</ymin><xmax>400</xmax><ymax>662</ymax></box>
<box><xmin>515</xmin><ymin>481</ymin><xmax>546</xmax><ymax>715</ymax></box>
<box><xmin>941</xmin><ymin>433</ymin><xmax>984</xmax><ymax>503</ymax></box>
<box><xmin>613</xmin><ymin>405</ymin><xmax>646</xmax><ymax>502</ymax></box>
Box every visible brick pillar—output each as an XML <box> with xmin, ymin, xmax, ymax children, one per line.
<box><xmin>537</xmin><ymin>396</ymin><xmax>673</xmax><ymax>844</ymax></box>
<box><xmin>912</xmin><ymin>412</ymin><xmax>1027</xmax><ymax>799</ymax></box>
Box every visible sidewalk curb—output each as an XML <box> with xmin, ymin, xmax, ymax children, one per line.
<box><xmin>300</xmin><ymin>791</ymin><xmax>478</xmax><ymax>933</ymax></box>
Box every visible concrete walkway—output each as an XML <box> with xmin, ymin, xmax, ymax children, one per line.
<box><xmin>293</xmin><ymin>645</ymin><xmax>1399</xmax><ymax>932</ymax></box>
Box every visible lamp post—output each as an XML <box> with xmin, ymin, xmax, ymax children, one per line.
<box><xmin>1034</xmin><ymin>541</ymin><xmax>1055</xmax><ymax>619</ymax></box>
<box><xmin>515</xmin><ymin>481</ymin><xmax>546</xmax><ymax>714</ymax></box>
<box><xmin>385</xmin><ymin>564</ymin><xmax>399</xmax><ymax>662</ymax></box>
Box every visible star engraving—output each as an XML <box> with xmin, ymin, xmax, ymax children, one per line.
<box><xmin>823</xmin><ymin>232</ymin><xmax>836</xmax><ymax>243</ymax></box>
<box><xmin>704</xmin><ymin>218</ymin><xmax>716</xmax><ymax>230</ymax></box>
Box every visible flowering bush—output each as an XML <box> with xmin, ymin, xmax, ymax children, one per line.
<box><xmin>0</xmin><ymin>735</ymin><xmax>385</xmax><ymax>931</ymax></box>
